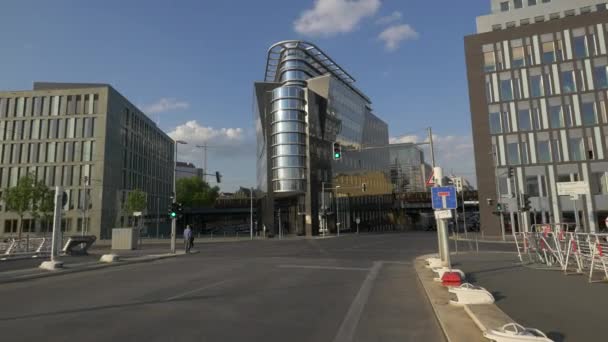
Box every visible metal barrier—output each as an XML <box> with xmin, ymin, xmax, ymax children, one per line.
<box><xmin>1</xmin><ymin>237</ymin><xmax>52</xmax><ymax>259</ymax></box>
<box><xmin>515</xmin><ymin>227</ymin><xmax>608</xmax><ymax>282</ymax></box>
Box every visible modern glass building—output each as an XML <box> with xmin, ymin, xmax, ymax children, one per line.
<box><xmin>254</xmin><ymin>41</ymin><xmax>391</xmax><ymax>236</ymax></box>
<box><xmin>466</xmin><ymin>0</ymin><xmax>608</xmax><ymax>236</ymax></box>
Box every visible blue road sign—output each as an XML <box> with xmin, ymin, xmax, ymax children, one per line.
<box><xmin>431</xmin><ymin>186</ymin><xmax>458</xmax><ymax>210</ymax></box>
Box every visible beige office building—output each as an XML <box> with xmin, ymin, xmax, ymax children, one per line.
<box><xmin>0</xmin><ymin>82</ymin><xmax>174</xmax><ymax>239</ymax></box>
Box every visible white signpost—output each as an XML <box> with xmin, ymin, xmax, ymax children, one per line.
<box><xmin>557</xmin><ymin>181</ymin><xmax>588</xmax><ymax>230</ymax></box>
<box><xmin>434</xmin><ymin>209</ymin><xmax>453</xmax><ymax>220</ymax></box>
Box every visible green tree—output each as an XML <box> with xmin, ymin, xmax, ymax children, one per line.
<box><xmin>124</xmin><ymin>189</ymin><xmax>147</xmax><ymax>228</ymax></box>
<box><xmin>3</xmin><ymin>173</ymin><xmax>36</xmax><ymax>240</ymax></box>
<box><xmin>36</xmin><ymin>184</ymin><xmax>56</xmax><ymax>233</ymax></box>
<box><xmin>176</xmin><ymin>177</ymin><xmax>219</xmax><ymax>207</ymax></box>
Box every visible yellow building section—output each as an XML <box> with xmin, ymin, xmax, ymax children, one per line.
<box><xmin>333</xmin><ymin>171</ymin><xmax>393</xmax><ymax>196</ymax></box>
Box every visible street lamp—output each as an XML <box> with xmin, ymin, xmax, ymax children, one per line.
<box><xmin>171</xmin><ymin>140</ymin><xmax>187</xmax><ymax>254</ymax></box>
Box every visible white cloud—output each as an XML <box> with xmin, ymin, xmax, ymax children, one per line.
<box><xmin>143</xmin><ymin>98</ymin><xmax>190</xmax><ymax>114</ymax></box>
<box><xmin>376</xmin><ymin>11</ymin><xmax>402</xmax><ymax>25</ymax></box>
<box><xmin>167</xmin><ymin>120</ymin><xmax>254</xmax><ymax>164</ymax></box>
<box><xmin>294</xmin><ymin>0</ymin><xmax>381</xmax><ymax>36</ymax></box>
<box><xmin>390</xmin><ymin>134</ymin><xmax>477</xmax><ymax>186</ymax></box>
<box><xmin>378</xmin><ymin>24</ymin><xmax>419</xmax><ymax>51</ymax></box>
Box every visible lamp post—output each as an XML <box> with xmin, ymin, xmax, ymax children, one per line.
<box><xmin>171</xmin><ymin>140</ymin><xmax>187</xmax><ymax>254</ymax></box>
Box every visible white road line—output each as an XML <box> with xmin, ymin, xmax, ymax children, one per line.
<box><xmin>332</xmin><ymin>261</ymin><xmax>383</xmax><ymax>342</ymax></box>
<box><xmin>278</xmin><ymin>265</ymin><xmax>370</xmax><ymax>271</ymax></box>
<box><xmin>166</xmin><ymin>279</ymin><xmax>231</xmax><ymax>301</ymax></box>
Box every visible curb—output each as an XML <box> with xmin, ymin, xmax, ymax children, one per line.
<box><xmin>0</xmin><ymin>251</ymin><xmax>196</xmax><ymax>285</ymax></box>
<box><xmin>449</xmin><ymin>237</ymin><xmax>515</xmax><ymax>244</ymax></box>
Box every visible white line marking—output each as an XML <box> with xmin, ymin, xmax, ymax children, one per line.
<box><xmin>278</xmin><ymin>265</ymin><xmax>370</xmax><ymax>271</ymax></box>
<box><xmin>333</xmin><ymin>261</ymin><xmax>382</xmax><ymax>342</ymax></box>
<box><xmin>166</xmin><ymin>279</ymin><xmax>230</xmax><ymax>301</ymax></box>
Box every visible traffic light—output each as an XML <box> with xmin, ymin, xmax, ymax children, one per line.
<box><xmin>333</xmin><ymin>142</ymin><xmax>341</xmax><ymax>160</ymax></box>
<box><xmin>521</xmin><ymin>194</ymin><xmax>531</xmax><ymax>212</ymax></box>
<box><xmin>497</xmin><ymin>203</ymin><xmax>503</xmax><ymax>212</ymax></box>
<box><xmin>215</xmin><ymin>171</ymin><xmax>222</xmax><ymax>183</ymax></box>
<box><xmin>362</xmin><ymin>183</ymin><xmax>367</xmax><ymax>193</ymax></box>
<box><xmin>169</xmin><ymin>202</ymin><xmax>178</xmax><ymax>219</ymax></box>
<box><xmin>177</xmin><ymin>202</ymin><xmax>184</xmax><ymax>218</ymax></box>
<box><xmin>508</xmin><ymin>167</ymin><xmax>515</xmax><ymax>178</ymax></box>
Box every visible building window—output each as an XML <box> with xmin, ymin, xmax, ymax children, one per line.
<box><xmin>489</xmin><ymin>112</ymin><xmax>502</xmax><ymax>134</ymax></box>
<box><xmin>537</xmin><ymin>140</ymin><xmax>551</xmax><ymax>162</ymax></box>
<box><xmin>542</xmin><ymin>0</ymin><xmax>551</xmax><ymax>3</ymax></box>
<box><xmin>484</xmin><ymin>51</ymin><xmax>496</xmax><ymax>72</ymax></box>
<box><xmin>552</xmin><ymin>139</ymin><xmax>562</xmax><ymax>162</ymax></box>
<box><xmin>500</xmin><ymin>1</ymin><xmax>509</xmax><ymax>11</ymax></box>
<box><xmin>528</xmin><ymin>0</ymin><xmax>537</xmax><ymax>5</ymax></box>
<box><xmin>526</xmin><ymin>176</ymin><xmax>540</xmax><ymax>196</ymax></box>
<box><xmin>549</xmin><ymin>12</ymin><xmax>560</xmax><ymax>20</ymax></box>
<box><xmin>549</xmin><ymin>105</ymin><xmax>564</xmax><ymax>128</ymax></box>
<box><xmin>501</xmin><ymin>112</ymin><xmax>511</xmax><ymax>132</ymax></box>
<box><xmin>3</xmin><ymin>219</ymin><xmax>18</xmax><ymax>233</ymax></box>
<box><xmin>500</xmin><ymin>79</ymin><xmax>513</xmax><ymax>101</ymax></box>
<box><xmin>573</xmin><ymin>35</ymin><xmax>588</xmax><ymax>59</ymax></box>
<box><xmin>507</xmin><ymin>143</ymin><xmax>520</xmax><ymax>164</ymax></box>
<box><xmin>594</xmin><ymin>65</ymin><xmax>608</xmax><ymax>89</ymax></box>
<box><xmin>518</xmin><ymin>109</ymin><xmax>531</xmax><ymax>130</ymax></box>
<box><xmin>569</xmin><ymin>138</ymin><xmax>584</xmax><ymax>161</ymax></box>
<box><xmin>514</xmin><ymin>0</ymin><xmax>523</xmax><ymax>8</ymax></box>
<box><xmin>562</xmin><ymin>71</ymin><xmax>576</xmax><ymax>93</ymax></box>
<box><xmin>530</xmin><ymin>75</ymin><xmax>544</xmax><ymax>97</ymax></box>
<box><xmin>582</xmin><ymin>102</ymin><xmax>598</xmax><ymax>125</ymax></box>
<box><xmin>512</xmin><ymin>46</ymin><xmax>525</xmax><ymax>68</ymax></box>
<box><xmin>591</xmin><ymin>172</ymin><xmax>608</xmax><ymax>194</ymax></box>
<box><xmin>535</xmin><ymin>16</ymin><xmax>545</xmax><ymax>23</ymax></box>
<box><xmin>580</xmin><ymin>6</ymin><xmax>591</xmax><ymax>14</ymax></box>
<box><xmin>565</xmin><ymin>9</ymin><xmax>576</xmax><ymax>16</ymax></box>
<box><xmin>522</xmin><ymin>142</ymin><xmax>529</xmax><ymax>164</ymax></box>
<box><xmin>531</xmin><ymin>108</ymin><xmax>542</xmax><ymax>129</ymax></box>
<box><xmin>542</xmin><ymin>41</ymin><xmax>556</xmax><ymax>64</ymax></box>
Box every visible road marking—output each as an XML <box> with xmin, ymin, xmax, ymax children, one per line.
<box><xmin>166</xmin><ymin>279</ymin><xmax>231</xmax><ymax>301</ymax></box>
<box><xmin>278</xmin><ymin>265</ymin><xmax>370</xmax><ymax>271</ymax></box>
<box><xmin>332</xmin><ymin>261</ymin><xmax>382</xmax><ymax>342</ymax></box>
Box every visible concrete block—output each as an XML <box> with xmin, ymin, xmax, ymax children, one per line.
<box><xmin>100</xmin><ymin>254</ymin><xmax>120</xmax><ymax>263</ymax></box>
<box><xmin>39</xmin><ymin>260</ymin><xmax>64</xmax><ymax>271</ymax></box>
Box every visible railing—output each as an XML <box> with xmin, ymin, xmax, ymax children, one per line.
<box><xmin>514</xmin><ymin>225</ymin><xmax>608</xmax><ymax>282</ymax></box>
<box><xmin>0</xmin><ymin>236</ymin><xmax>53</xmax><ymax>259</ymax></box>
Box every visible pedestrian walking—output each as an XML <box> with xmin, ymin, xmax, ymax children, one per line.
<box><xmin>184</xmin><ymin>225</ymin><xmax>193</xmax><ymax>253</ymax></box>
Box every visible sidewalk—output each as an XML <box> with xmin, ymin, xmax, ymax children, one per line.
<box><xmin>452</xmin><ymin>252</ymin><xmax>606</xmax><ymax>342</ymax></box>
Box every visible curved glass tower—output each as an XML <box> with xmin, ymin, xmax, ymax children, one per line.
<box><xmin>254</xmin><ymin>40</ymin><xmax>390</xmax><ymax>236</ymax></box>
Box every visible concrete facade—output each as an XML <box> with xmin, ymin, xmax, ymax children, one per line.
<box><xmin>0</xmin><ymin>82</ymin><xmax>174</xmax><ymax>239</ymax></box>
<box><xmin>466</xmin><ymin>7</ymin><xmax>608</xmax><ymax>235</ymax></box>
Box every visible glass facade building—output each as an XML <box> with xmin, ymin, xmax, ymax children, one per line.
<box><xmin>255</xmin><ymin>41</ymin><xmax>391</xmax><ymax>236</ymax></box>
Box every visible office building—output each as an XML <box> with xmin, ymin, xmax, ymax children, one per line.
<box><xmin>466</xmin><ymin>0</ymin><xmax>608</xmax><ymax>235</ymax></box>
<box><xmin>176</xmin><ymin>161</ymin><xmax>204</xmax><ymax>180</ymax></box>
<box><xmin>0</xmin><ymin>82</ymin><xmax>175</xmax><ymax>239</ymax></box>
<box><xmin>255</xmin><ymin>41</ymin><xmax>392</xmax><ymax>236</ymax></box>
<box><xmin>389</xmin><ymin>143</ymin><xmax>432</xmax><ymax>193</ymax></box>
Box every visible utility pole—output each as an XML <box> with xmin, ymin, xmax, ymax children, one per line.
<box><xmin>250</xmin><ymin>187</ymin><xmax>253</xmax><ymax>240</ymax></box>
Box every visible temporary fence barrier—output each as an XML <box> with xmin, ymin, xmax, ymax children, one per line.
<box><xmin>514</xmin><ymin>224</ymin><xmax>608</xmax><ymax>282</ymax></box>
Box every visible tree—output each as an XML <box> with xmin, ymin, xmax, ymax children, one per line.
<box><xmin>3</xmin><ymin>173</ymin><xmax>36</xmax><ymax>240</ymax></box>
<box><xmin>37</xmin><ymin>184</ymin><xmax>56</xmax><ymax>233</ymax></box>
<box><xmin>176</xmin><ymin>177</ymin><xmax>219</xmax><ymax>207</ymax></box>
<box><xmin>125</xmin><ymin>189</ymin><xmax>147</xmax><ymax>228</ymax></box>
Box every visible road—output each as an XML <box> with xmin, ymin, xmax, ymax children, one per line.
<box><xmin>0</xmin><ymin>232</ymin><xmax>506</xmax><ymax>342</ymax></box>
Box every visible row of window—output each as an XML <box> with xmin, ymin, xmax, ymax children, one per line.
<box><xmin>498</xmin><ymin>172</ymin><xmax>608</xmax><ymax>197</ymax></box>
<box><xmin>0</xmin><ymin>94</ymin><xmax>99</xmax><ymax>118</ymax></box>
<box><xmin>0</xmin><ymin>164</ymin><xmax>92</xmax><ymax>189</ymax></box>
<box><xmin>501</xmin><ymin>137</ymin><xmax>590</xmax><ymax>165</ymax></box>
<box><xmin>0</xmin><ymin>117</ymin><xmax>96</xmax><ymax>141</ymax></box>
<box><xmin>493</xmin><ymin>4</ymin><xmax>607</xmax><ymax>31</ymax></box>
<box><xmin>3</xmin><ymin>217</ymin><xmax>91</xmax><ymax>234</ymax></box>
<box><xmin>489</xmin><ymin>99</ymin><xmax>604</xmax><ymax>134</ymax></box>
<box><xmin>487</xmin><ymin>61</ymin><xmax>608</xmax><ymax>103</ymax></box>
<box><xmin>0</xmin><ymin>141</ymin><xmax>95</xmax><ymax>165</ymax></box>
<box><xmin>499</xmin><ymin>0</ymin><xmax>551</xmax><ymax>12</ymax></box>
<box><xmin>484</xmin><ymin>25</ymin><xmax>606</xmax><ymax>73</ymax></box>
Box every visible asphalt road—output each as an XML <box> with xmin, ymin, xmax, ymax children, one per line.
<box><xmin>0</xmin><ymin>232</ymin><xmax>456</xmax><ymax>342</ymax></box>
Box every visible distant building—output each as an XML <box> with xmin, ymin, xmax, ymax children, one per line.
<box><xmin>466</xmin><ymin>0</ymin><xmax>608</xmax><ymax>235</ymax></box>
<box><xmin>176</xmin><ymin>161</ymin><xmax>204</xmax><ymax>180</ymax></box>
<box><xmin>0</xmin><ymin>82</ymin><xmax>174</xmax><ymax>239</ymax></box>
<box><xmin>389</xmin><ymin>143</ymin><xmax>432</xmax><ymax>193</ymax></box>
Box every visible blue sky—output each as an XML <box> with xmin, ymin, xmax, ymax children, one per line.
<box><xmin>0</xmin><ymin>0</ymin><xmax>490</xmax><ymax>190</ymax></box>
